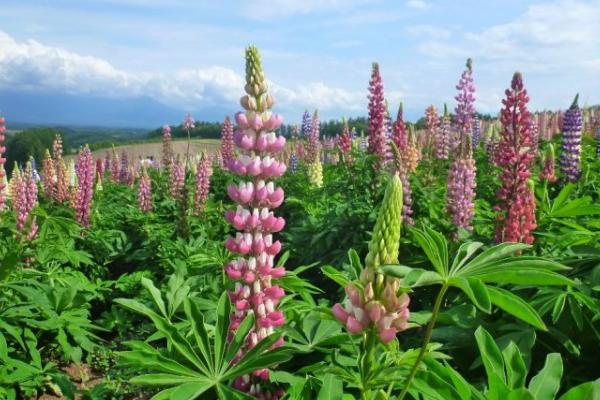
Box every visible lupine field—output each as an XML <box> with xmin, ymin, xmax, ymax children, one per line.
<box><xmin>1</xmin><ymin>45</ymin><xmax>600</xmax><ymax>400</ymax></box>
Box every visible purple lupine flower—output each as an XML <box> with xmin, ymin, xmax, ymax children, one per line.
<box><xmin>0</xmin><ymin>115</ymin><xmax>7</xmax><ymax>211</ymax></box>
<box><xmin>300</xmin><ymin>110</ymin><xmax>312</xmax><ymax>137</ymax></box>
<box><xmin>74</xmin><ymin>145</ymin><xmax>94</xmax><ymax>228</ymax></box>
<box><xmin>454</xmin><ymin>58</ymin><xmax>476</xmax><ymax>142</ymax></box>
<box><xmin>289</xmin><ymin>152</ymin><xmax>298</xmax><ymax>173</ymax></box>
<box><xmin>539</xmin><ymin>144</ymin><xmax>557</xmax><ymax>183</ymax></box>
<box><xmin>305</xmin><ymin>110</ymin><xmax>321</xmax><ymax>164</ymax></box>
<box><xmin>400</xmin><ymin>170</ymin><xmax>414</xmax><ymax>225</ymax></box>
<box><xmin>162</xmin><ymin>125</ymin><xmax>173</xmax><ymax>172</ymax></box>
<box><xmin>559</xmin><ymin>94</ymin><xmax>583</xmax><ymax>182</ymax></box>
<box><xmin>367</xmin><ymin>63</ymin><xmax>387</xmax><ymax>170</ymax></box>
<box><xmin>138</xmin><ymin>168</ymin><xmax>152</xmax><ymax>213</ymax></box>
<box><xmin>471</xmin><ymin>115</ymin><xmax>481</xmax><ymax>148</ymax></box>
<box><xmin>193</xmin><ymin>153</ymin><xmax>212</xmax><ymax>215</ymax></box>
<box><xmin>530</xmin><ymin>118</ymin><xmax>539</xmax><ymax>155</ymax></box>
<box><xmin>226</xmin><ymin>46</ymin><xmax>286</xmax><ymax>399</ymax></box>
<box><xmin>446</xmin><ymin>136</ymin><xmax>476</xmax><ymax>235</ymax></box>
<box><xmin>594</xmin><ymin>118</ymin><xmax>600</xmax><ymax>157</ymax></box>
<box><xmin>436</xmin><ymin>104</ymin><xmax>450</xmax><ymax>160</ymax></box>
<box><xmin>221</xmin><ymin>116</ymin><xmax>235</xmax><ymax>169</ymax></box>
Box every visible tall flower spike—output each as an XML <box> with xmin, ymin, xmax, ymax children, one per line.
<box><xmin>74</xmin><ymin>145</ymin><xmax>94</xmax><ymax>228</ymax></box>
<box><xmin>454</xmin><ymin>58</ymin><xmax>476</xmax><ymax>142</ymax></box>
<box><xmin>162</xmin><ymin>125</ymin><xmax>173</xmax><ymax>172</ymax></box>
<box><xmin>405</xmin><ymin>125</ymin><xmax>420</xmax><ymax>173</ymax></box>
<box><xmin>300</xmin><ymin>110</ymin><xmax>312</xmax><ymax>138</ymax></box>
<box><xmin>539</xmin><ymin>144</ymin><xmax>557</xmax><ymax>183</ymax></box>
<box><xmin>559</xmin><ymin>94</ymin><xmax>583</xmax><ymax>182</ymax></box>
<box><xmin>110</xmin><ymin>146</ymin><xmax>120</xmax><ymax>183</ymax></box>
<box><xmin>119</xmin><ymin>150</ymin><xmax>129</xmax><ymax>184</ymax></box>
<box><xmin>227</xmin><ymin>46</ymin><xmax>287</xmax><ymax>399</ymax></box>
<box><xmin>307</xmin><ymin>158</ymin><xmax>323</xmax><ymax>187</ymax></box>
<box><xmin>425</xmin><ymin>105</ymin><xmax>439</xmax><ymax>157</ymax></box>
<box><xmin>367</xmin><ymin>62</ymin><xmax>387</xmax><ymax>170</ymax></box>
<box><xmin>0</xmin><ymin>115</ymin><xmax>7</xmax><ymax>211</ymax></box>
<box><xmin>471</xmin><ymin>115</ymin><xmax>481</xmax><ymax>148</ymax></box>
<box><xmin>594</xmin><ymin>118</ymin><xmax>600</xmax><ymax>157</ymax></box>
<box><xmin>138</xmin><ymin>168</ymin><xmax>153</xmax><ymax>213</ymax></box>
<box><xmin>338</xmin><ymin>118</ymin><xmax>353</xmax><ymax>164</ymax></box>
<box><xmin>42</xmin><ymin>149</ymin><xmax>55</xmax><ymax>199</ymax></box>
<box><xmin>194</xmin><ymin>153</ymin><xmax>212</xmax><ymax>215</ymax></box>
<box><xmin>221</xmin><ymin>116</ymin><xmax>235</xmax><ymax>169</ymax></box>
<box><xmin>435</xmin><ymin>104</ymin><xmax>450</xmax><ymax>160</ymax></box>
<box><xmin>390</xmin><ymin>142</ymin><xmax>414</xmax><ymax>225</ymax></box>
<box><xmin>170</xmin><ymin>157</ymin><xmax>185</xmax><ymax>200</ymax></box>
<box><xmin>495</xmin><ymin>72</ymin><xmax>537</xmax><ymax>244</ymax></box>
<box><xmin>446</xmin><ymin>135</ymin><xmax>476</xmax><ymax>235</ymax></box>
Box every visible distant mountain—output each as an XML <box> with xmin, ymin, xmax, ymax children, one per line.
<box><xmin>0</xmin><ymin>89</ymin><xmax>231</xmax><ymax>128</ymax></box>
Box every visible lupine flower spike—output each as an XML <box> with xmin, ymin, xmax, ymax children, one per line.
<box><xmin>0</xmin><ymin>115</ymin><xmax>7</xmax><ymax>211</ymax></box>
<box><xmin>539</xmin><ymin>144</ymin><xmax>557</xmax><ymax>183</ymax></box>
<box><xmin>338</xmin><ymin>118</ymin><xmax>353</xmax><ymax>164</ymax></box>
<box><xmin>225</xmin><ymin>46</ymin><xmax>287</xmax><ymax>398</ymax></box>
<box><xmin>74</xmin><ymin>145</ymin><xmax>94</xmax><ymax>228</ymax></box>
<box><xmin>193</xmin><ymin>153</ymin><xmax>212</xmax><ymax>215</ymax></box>
<box><xmin>221</xmin><ymin>116</ymin><xmax>235</xmax><ymax>169</ymax></box>
<box><xmin>435</xmin><ymin>104</ymin><xmax>450</xmax><ymax>160</ymax></box>
<box><xmin>446</xmin><ymin>136</ymin><xmax>476</xmax><ymax>236</ymax></box>
<box><xmin>162</xmin><ymin>125</ymin><xmax>173</xmax><ymax>172</ymax></box>
<box><xmin>367</xmin><ymin>63</ymin><xmax>387</xmax><ymax>170</ymax></box>
<box><xmin>333</xmin><ymin>174</ymin><xmax>410</xmax><ymax>343</ymax></box>
<box><xmin>454</xmin><ymin>58</ymin><xmax>476</xmax><ymax>144</ymax></box>
<box><xmin>138</xmin><ymin>167</ymin><xmax>153</xmax><ymax>213</ymax></box>
<box><xmin>495</xmin><ymin>72</ymin><xmax>536</xmax><ymax>244</ymax></box>
<box><xmin>559</xmin><ymin>94</ymin><xmax>583</xmax><ymax>182</ymax></box>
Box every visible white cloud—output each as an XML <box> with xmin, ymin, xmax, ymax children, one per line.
<box><xmin>406</xmin><ymin>0</ymin><xmax>431</xmax><ymax>10</ymax></box>
<box><xmin>0</xmin><ymin>30</ymin><xmax>360</xmax><ymax>117</ymax></box>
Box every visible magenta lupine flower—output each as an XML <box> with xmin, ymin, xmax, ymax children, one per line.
<box><xmin>138</xmin><ymin>168</ymin><xmax>152</xmax><ymax>213</ymax></box>
<box><xmin>305</xmin><ymin>110</ymin><xmax>321</xmax><ymax>164</ymax></box>
<box><xmin>539</xmin><ymin>144</ymin><xmax>557</xmax><ymax>183</ymax></box>
<box><xmin>194</xmin><ymin>154</ymin><xmax>212</xmax><ymax>215</ymax></box>
<box><xmin>221</xmin><ymin>116</ymin><xmax>235</xmax><ymax>169</ymax></box>
<box><xmin>0</xmin><ymin>116</ymin><xmax>7</xmax><ymax>211</ymax></box>
<box><xmin>119</xmin><ymin>150</ymin><xmax>129</xmax><ymax>184</ymax></box>
<box><xmin>169</xmin><ymin>158</ymin><xmax>185</xmax><ymax>199</ymax></box>
<box><xmin>392</xmin><ymin>103</ymin><xmax>408</xmax><ymax>154</ymax></box>
<box><xmin>367</xmin><ymin>63</ymin><xmax>387</xmax><ymax>170</ymax></box>
<box><xmin>559</xmin><ymin>95</ymin><xmax>583</xmax><ymax>182</ymax></box>
<box><xmin>446</xmin><ymin>137</ymin><xmax>476</xmax><ymax>235</ymax></box>
<box><xmin>183</xmin><ymin>113</ymin><xmax>195</xmax><ymax>130</ymax></box>
<box><xmin>495</xmin><ymin>72</ymin><xmax>536</xmax><ymax>244</ymax></box>
<box><xmin>95</xmin><ymin>158</ymin><xmax>104</xmax><ymax>182</ymax></box>
<box><xmin>226</xmin><ymin>46</ymin><xmax>287</xmax><ymax>398</ymax></box>
<box><xmin>338</xmin><ymin>119</ymin><xmax>353</xmax><ymax>164</ymax></box>
<box><xmin>162</xmin><ymin>125</ymin><xmax>173</xmax><ymax>171</ymax></box>
<box><xmin>110</xmin><ymin>146</ymin><xmax>120</xmax><ymax>183</ymax></box>
<box><xmin>400</xmin><ymin>171</ymin><xmax>414</xmax><ymax>226</ymax></box>
<box><xmin>454</xmin><ymin>58</ymin><xmax>476</xmax><ymax>142</ymax></box>
<box><xmin>74</xmin><ymin>145</ymin><xmax>94</xmax><ymax>228</ymax></box>
<box><xmin>435</xmin><ymin>104</ymin><xmax>450</xmax><ymax>160</ymax></box>
<box><xmin>104</xmin><ymin>151</ymin><xmax>111</xmax><ymax>176</ymax></box>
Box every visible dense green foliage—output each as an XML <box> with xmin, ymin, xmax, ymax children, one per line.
<box><xmin>0</xmin><ymin>137</ymin><xmax>599</xmax><ymax>399</ymax></box>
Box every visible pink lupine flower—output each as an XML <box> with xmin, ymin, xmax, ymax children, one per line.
<box><xmin>137</xmin><ymin>168</ymin><xmax>152</xmax><ymax>213</ymax></box>
<box><xmin>0</xmin><ymin>116</ymin><xmax>6</xmax><ymax>211</ymax></box>
<box><xmin>539</xmin><ymin>144</ymin><xmax>557</xmax><ymax>183</ymax></box>
<box><xmin>110</xmin><ymin>146</ymin><xmax>120</xmax><ymax>183</ymax></box>
<box><xmin>162</xmin><ymin>125</ymin><xmax>173</xmax><ymax>171</ymax></box>
<box><xmin>367</xmin><ymin>63</ymin><xmax>387</xmax><ymax>170</ymax></box>
<box><xmin>338</xmin><ymin>119</ymin><xmax>353</xmax><ymax>164</ymax></box>
<box><xmin>52</xmin><ymin>135</ymin><xmax>69</xmax><ymax>203</ymax></box>
<box><xmin>13</xmin><ymin>163</ymin><xmax>38</xmax><ymax>239</ymax></box>
<box><xmin>194</xmin><ymin>153</ymin><xmax>212</xmax><ymax>215</ymax></box>
<box><xmin>495</xmin><ymin>72</ymin><xmax>537</xmax><ymax>244</ymax></box>
<box><xmin>183</xmin><ymin>113</ymin><xmax>195</xmax><ymax>130</ymax></box>
<box><xmin>119</xmin><ymin>150</ymin><xmax>129</xmax><ymax>184</ymax></box>
<box><xmin>425</xmin><ymin>105</ymin><xmax>439</xmax><ymax>157</ymax></box>
<box><xmin>226</xmin><ymin>46</ymin><xmax>287</xmax><ymax>397</ymax></box>
<box><xmin>221</xmin><ymin>116</ymin><xmax>235</xmax><ymax>169</ymax></box>
<box><xmin>74</xmin><ymin>145</ymin><xmax>94</xmax><ymax>228</ymax></box>
<box><xmin>436</xmin><ymin>104</ymin><xmax>451</xmax><ymax>160</ymax></box>
<box><xmin>446</xmin><ymin>137</ymin><xmax>476</xmax><ymax>235</ymax></box>
<box><xmin>170</xmin><ymin>157</ymin><xmax>185</xmax><ymax>199</ymax></box>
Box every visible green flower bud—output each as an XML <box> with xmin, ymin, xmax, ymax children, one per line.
<box><xmin>365</xmin><ymin>174</ymin><xmax>403</xmax><ymax>270</ymax></box>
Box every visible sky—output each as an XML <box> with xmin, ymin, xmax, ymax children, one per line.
<box><xmin>0</xmin><ymin>0</ymin><xmax>598</xmax><ymax>127</ymax></box>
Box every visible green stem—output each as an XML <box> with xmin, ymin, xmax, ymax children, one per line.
<box><xmin>398</xmin><ymin>284</ymin><xmax>448</xmax><ymax>400</ymax></box>
<box><xmin>360</xmin><ymin>327</ymin><xmax>377</xmax><ymax>400</ymax></box>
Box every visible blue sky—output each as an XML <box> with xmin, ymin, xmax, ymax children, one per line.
<box><xmin>0</xmin><ymin>0</ymin><xmax>598</xmax><ymax>126</ymax></box>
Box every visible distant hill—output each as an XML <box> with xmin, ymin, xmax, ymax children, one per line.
<box><xmin>0</xmin><ymin>88</ymin><xmax>231</xmax><ymax>128</ymax></box>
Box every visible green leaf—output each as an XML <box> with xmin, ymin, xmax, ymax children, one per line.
<box><xmin>474</xmin><ymin>270</ymin><xmax>572</xmax><ymax>286</ymax></box>
<box><xmin>169</xmin><ymin>382</ymin><xmax>213</xmax><ymax>399</ymax></box>
<box><xmin>475</xmin><ymin>327</ymin><xmax>505</xmax><ymax>387</ymax></box>
<box><xmin>551</xmin><ymin>294</ymin><xmax>567</xmax><ymax>323</ymax></box>
<box><xmin>141</xmin><ymin>277</ymin><xmax>168</xmax><ymax>319</ymax></box>
<box><xmin>317</xmin><ymin>374</ymin><xmax>343</xmax><ymax>400</ymax></box>
<box><xmin>502</xmin><ymin>342</ymin><xmax>527</xmax><ymax>389</ymax></box>
<box><xmin>558</xmin><ymin>379</ymin><xmax>600</xmax><ymax>400</ymax></box>
<box><xmin>450</xmin><ymin>242</ymin><xmax>484</xmax><ymax>275</ymax></box>
<box><xmin>214</xmin><ymin>292</ymin><xmax>231</xmax><ymax>371</ymax></box>
<box><xmin>528</xmin><ymin>353</ymin><xmax>563</xmax><ymax>400</ymax></box>
<box><xmin>130</xmin><ymin>374</ymin><xmax>208</xmax><ymax>386</ymax></box>
<box><xmin>411</xmin><ymin>228</ymin><xmax>448</xmax><ymax>277</ymax></box>
<box><xmin>322</xmin><ymin>265</ymin><xmax>350</xmax><ymax>288</ymax></box>
<box><xmin>449</xmin><ymin>277</ymin><xmax>491</xmax><ymax>313</ymax></box>
<box><xmin>183</xmin><ymin>299</ymin><xmax>213</xmax><ymax>372</ymax></box>
<box><xmin>488</xmin><ymin>287</ymin><xmax>547</xmax><ymax>331</ymax></box>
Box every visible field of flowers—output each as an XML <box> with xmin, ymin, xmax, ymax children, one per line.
<box><xmin>0</xmin><ymin>46</ymin><xmax>599</xmax><ymax>400</ymax></box>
